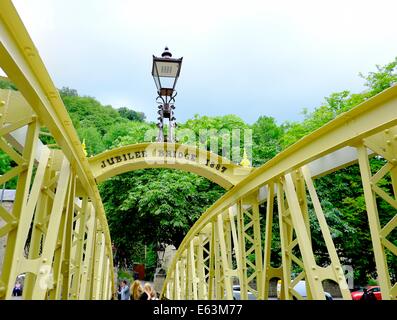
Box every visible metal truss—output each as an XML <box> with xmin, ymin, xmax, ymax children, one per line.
<box><xmin>0</xmin><ymin>1</ymin><xmax>113</xmax><ymax>300</ymax></box>
<box><xmin>162</xmin><ymin>84</ymin><xmax>397</xmax><ymax>300</ymax></box>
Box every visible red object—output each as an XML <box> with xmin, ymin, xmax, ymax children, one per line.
<box><xmin>351</xmin><ymin>286</ymin><xmax>382</xmax><ymax>300</ymax></box>
<box><xmin>133</xmin><ymin>264</ymin><xmax>145</xmax><ymax>280</ymax></box>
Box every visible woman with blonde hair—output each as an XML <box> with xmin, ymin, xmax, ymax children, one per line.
<box><xmin>130</xmin><ymin>280</ymin><xmax>143</xmax><ymax>300</ymax></box>
<box><xmin>140</xmin><ymin>282</ymin><xmax>157</xmax><ymax>300</ymax></box>
<box><xmin>150</xmin><ymin>288</ymin><xmax>159</xmax><ymax>300</ymax></box>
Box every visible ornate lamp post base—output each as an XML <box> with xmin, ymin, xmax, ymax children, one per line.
<box><xmin>153</xmin><ymin>267</ymin><xmax>167</xmax><ymax>295</ymax></box>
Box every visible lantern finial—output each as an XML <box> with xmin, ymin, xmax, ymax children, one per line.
<box><xmin>161</xmin><ymin>47</ymin><xmax>172</xmax><ymax>58</ymax></box>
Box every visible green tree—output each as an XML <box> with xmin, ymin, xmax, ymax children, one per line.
<box><xmin>179</xmin><ymin>114</ymin><xmax>250</xmax><ymax>162</ymax></box>
<box><xmin>360</xmin><ymin>57</ymin><xmax>397</xmax><ymax>96</ymax></box>
<box><xmin>99</xmin><ymin>169</ymin><xmax>225</xmax><ymax>259</ymax></box>
<box><xmin>280</xmin><ymin>90</ymin><xmax>367</xmax><ymax>148</ymax></box>
<box><xmin>76</xmin><ymin>126</ymin><xmax>105</xmax><ymax>156</ymax></box>
<box><xmin>0</xmin><ymin>150</ymin><xmax>17</xmax><ymax>188</ymax></box>
<box><xmin>118</xmin><ymin>107</ymin><xmax>146</xmax><ymax>122</ymax></box>
<box><xmin>59</xmin><ymin>87</ymin><xmax>126</xmax><ymax>136</ymax></box>
<box><xmin>0</xmin><ymin>78</ymin><xmax>17</xmax><ymax>91</ymax></box>
<box><xmin>251</xmin><ymin>116</ymin><xmax>283</xmax><ymax>166</ymax></box>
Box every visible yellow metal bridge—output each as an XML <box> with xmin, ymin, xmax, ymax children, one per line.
<box><xmin>0</xmin><ymin>1</ymin><xmax>396</xmax><ymax>300</ymax></box>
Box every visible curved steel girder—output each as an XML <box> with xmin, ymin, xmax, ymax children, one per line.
<box><xmin>89</xmin><ymin>143</ymin><xmax>254</xmax><ymax>189</ymax></box>
<box><xmin>178</xmin><ymin>84</ymin><xmax>397</xmax><ymax>226</ymax></box>
<box><xmin>0</xmin><ymin>1</ymin><xmax>114</xmax><ymax>299</ymax></box>
<box><xmin>163</xmin><ymin>84</ymin><xmax>397</xmax><ymax>300</ymax></box>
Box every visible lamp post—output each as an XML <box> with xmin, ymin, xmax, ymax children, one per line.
<box><xmin>156</xmin><ymin>243</ymin><xmax>166</xmax><ymax>273</ymax></box>
<box><xmin>153</xmin><ymin>242</ymin><xmax>167</xmax><ymax>295</ymax></box>
<box><xmin>152</xmin><ymin>47</ymin><xmax>183</xmax><ymax>143</ymax></box>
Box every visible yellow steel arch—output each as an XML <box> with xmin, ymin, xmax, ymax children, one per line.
<box><xmin>162</xmin><ymin>84</ymin><xmax>397</xmax><ymax>301</ymax></box>
<box><xmin>89</xmin><ymin>143</ymin><xmax>253</xmax><ymax>189</ymax></box>
<box><xmin>0</xmin><ymin>1</ymin><xmax>114</xmax><ymax>300</ymax></box>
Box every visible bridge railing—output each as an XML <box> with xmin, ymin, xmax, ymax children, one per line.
<box><xmin>0</xmin><ymin>1</ymin><xmax>114</xmax><ymax>300</ymax></box>
<box><xmin>162</xmin><ymin>84</ymin><xmax>397</xmax><ymax>300</ymax></box>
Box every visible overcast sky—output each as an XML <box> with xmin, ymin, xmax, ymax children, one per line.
<box><xmin>9</xmin><ymin>0</ymin><xmax>397</xmax><ymax>125</ymax></box>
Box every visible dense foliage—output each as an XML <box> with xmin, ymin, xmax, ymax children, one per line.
<box><xmin>1</xmin><ymin>58</ymin><xmax>396</xmax><ymax>284</ymax></box>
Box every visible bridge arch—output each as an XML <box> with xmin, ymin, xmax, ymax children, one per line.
<box><xmin>88</xmin><ymin>143</ymin><xmax>253</xmax><ymax>189</ymax></box>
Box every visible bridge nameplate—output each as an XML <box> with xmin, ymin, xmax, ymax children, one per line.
<box><xmin>89</xmin><ymin>143</ymin><xmax>253</xmax><ymax>189</ymax></box>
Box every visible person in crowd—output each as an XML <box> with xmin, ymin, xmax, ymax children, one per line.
<box><xmin>139</xmin><ymin>282</ymin><xmax>152</xmax><ymax>300</ymax></box>
<box><xmin>117</xmin><ymin>279</ymin><xmax>130</xmax><ymax>300</ymax></box>
<box><xmin>361</xmin><ymin>287</ymin><xmax>377</xmax><ymax>300</ymax></box>
<box><xmin>117</xmin><ymin>282</ymin><xmax>122</xmax><ymax>300</ymax></box>
<box><xmin>150</xmin><ymin>288</ymin><xmax>159</xmax><ymax>300</ymax></box>
<box><xmin>12</xmin><ymin>281</ymin><xmax>22</xmax><ymax>296</ymax></box>
<box><xmin>139</xmin><ymin>282</ymin><xmax>158</xmax><ymax>300</ymax></box>
<box><xmin>130</xmin><ymin>280</ymin><xmax>143</xmax><ymax>300</ymax></box>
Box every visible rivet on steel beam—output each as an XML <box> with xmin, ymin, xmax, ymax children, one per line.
<box><xmin>335</xmin><ymin>266</ymin><xmax>340</xmax><ymax>270</ymax></box>
<box><xmin>394</xmin><ymin>135</ymin><xmax>397</xmax><ymax>140</ymax></box>
<box><xmin>0</xmin><ymin>100</ymin><xmax>5</xmax><ymax>106</ymax></box>
<box><xmin>385</xmin><ymin>129</ymin><xmax>390</xmax><ymax>134</ymax></box>
<box><xmin>314</xmin><ymin>276</ymin><xmax>319</xmax><ymax>280</ymax></box>
<box><xmin>0</xmin><ymin>113</ymin><xmax>3</xmax><ymax>117</ymax></box>
<box><xmin>42</xmin><ymin>258</ymin><xmax>47</xmax><ymax>263</ymax></box>
<box><xmin>311</xmin><ymin>266</ymin><xmax>316</xmax><ymax>270</ymax></box>
<box><xmin>24</xmin><ymin>46</ymin><xmax>35</xmax><ymax>57</ymax></box>
<box><xmin>387</xmin><ymin>140</ymin><xmax>391</xmax><ymax>145</ymax></box>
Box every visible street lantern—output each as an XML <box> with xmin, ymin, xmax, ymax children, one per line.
<box><xmin>157</xmin><ymin>243</ymin><xmax>165</xmax><ymax>262</ymax></box>
<box><xmin>152</xmin><ymin>47</ymin><xmax>183</xmax><ymax>142</ymax></box>
<box><xmin>152</xmin><ymin>47</ymin><xmax>183</xmax><ymax>98</ymax></box>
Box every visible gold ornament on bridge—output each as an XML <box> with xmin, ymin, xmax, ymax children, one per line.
<box><xmin>82</xmin><ymin>139</ymin><xmax>87</xmax><ymax>156</ymax></box>
<box><xmin>240</xmin><ymin>148</ymin><xmax>251</xmax><ymax>167</ymax></box>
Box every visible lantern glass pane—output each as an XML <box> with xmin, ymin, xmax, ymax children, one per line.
<box><xmin>153</xmin><ymin>75</ymin><xmax>161</xmax><ymax>91</ymax></box>
<box><xmin>154</xmin><ymin>60</ymin><xmax>180</xmax><ymax>78</ymax></box>
<box><xmin>158</xmin><ymin>77</ymin><xmax>177</xmax><ymax>90</ymax></box>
